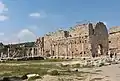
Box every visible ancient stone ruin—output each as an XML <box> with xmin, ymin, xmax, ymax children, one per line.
<box><xmin>109</xmin><ymin>26</ymin><xmax>120</xmax><ymax>54</ymax></box>
<box><xmin>36</xmin><ymin>22</ymin><xmax>108</xmax><ymax>58</ymax></box>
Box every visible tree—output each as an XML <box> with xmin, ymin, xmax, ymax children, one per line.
<box><xmin>69</xmin><ymin>27</ymin><xmax>75</xmax><ymax>31</ymax></box>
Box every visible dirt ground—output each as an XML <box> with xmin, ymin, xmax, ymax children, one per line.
<box><xmin>98</xmin><ymin>64</ymin><xmax>120</xmax><ymax>81</ymax></box>
<box><xmin>0</xmin><ymin>59</ymin><xmax>120</xmax><ymax>81</ymax></box>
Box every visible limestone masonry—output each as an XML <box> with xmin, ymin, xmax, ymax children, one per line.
<box><xmin>109</xmin><ymin>26</ymin><xmax>120</xmax><ymax>54</ymax></box>
<box><xmin>36</xmin><ymin>22</ymin><xmax>109</xmax><ymax>58</ymax></box>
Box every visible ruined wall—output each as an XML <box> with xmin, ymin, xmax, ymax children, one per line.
<box><xmin>109</xmin><ymin>26</ymin><xmax>120</xmax><ymax>53</ymax></box>
<box><xmin>69</xmin><ymin>24</ymin><xmax>89</xmax><ymax>37</ymax></box>
<box><xmin>36</xmin><ymin>22</ymin><xmax>108</xmax><ymax>58</ymax></box>
<box><xmin>90</xmin><ymin>22</ymin><xmax>108</xmax><ymax>57</ymax></box>
<box><xmin>68</xmin><ymin>24</ymin><xmax>90</xmax><ymax>58</ymax></box>
<box><xmin>36</xmin><ymin>37</ymin><xmax>44</xmax><ymax>56</ymax></box>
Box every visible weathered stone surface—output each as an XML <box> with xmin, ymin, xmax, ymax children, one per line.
<box><xmin>36</xmin><ymin>22</ymin><xmax>108</xmax><ymax>58</ymax></box>
<box><xmin>109</xmin><ymin>26</ymin><xmax>120</xmax><ymax>55</ymax></box>
<box><xmin>60</xmin><ymin>57</ymin><xmax>120</xmax><ymax>68</ymax></box>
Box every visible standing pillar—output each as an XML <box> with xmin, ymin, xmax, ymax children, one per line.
<box><xmin>82</xmin><ymin>41</ymin><xmax>84</xmax><ymax>57</ymax></box>
<box><xmin>36</xmin><ymin>47</ymin><xmax>38</xmax><ymax>56</ymax></box>
<box><xmin>8</xmin><ymin>48</ymin><xmax>10</xmax><ymax>58</ymax></box>
<box><xmin>35</xmin><ymin>48</ymin><xmax>37</xmax><ymax>56</ymax></box>
<box><xmin>70</xmin><ymin>43</ymin><xmax>72</xmax><ymax>59</ymax></box>
<box><xmin>42</xmin><ymin>48</ymin><xmax>44</xmax><ymax>57</ymax></box>
<box><xmin>28</xmin><ymin>48</ymin><xmax>30</xmax><ymax>57</ymax></box>
<box><xmin>1</xmin><ymin>52</ymin><xmax>3</xmax><ymax>58</ymax></box>
<box><xmin>39</xmin><ymin>47</ymin><xmax>41</xmax><ymax>56</ymax></box>
<box><xmin>41</xmin><ymin>47</ymin><xmax>43</xmax><ymax>56</ymax></box>
<box><xmin>40</xmin><ymin>47</ymin><xmax>42</xmax><ymax>56</ymax></box>
<box><xmin>57</xmin><ymin>43</ymin><xmax>59</xmax><ymax>58</ymax></box>
<box><xmin>71</xmin><ymin>42</ymin><xmax>74</xmax><ymax>59</ymax></box>
<box><xmin>31</xmin><ymin>48</ymin><xmax>33</xmax><ymax>57</ymax></box>
<box><xmin>50</xmin><ymin>44</ymin><xmax>52</xmax><ymax>56</ymax></box>
<box><xmin>66</xmin><ymin>43</ymin><xmax>68</xmax><ymax>59</ymax></box>
<box><xmin>54</xmin><ymin>44</ymin><xmax>56</xmax><ymax>57</ymax></box>
<box><xmin>68</xmin><ymin>43</ymin><xmax>70</xmax><ymax>58</ymax></box>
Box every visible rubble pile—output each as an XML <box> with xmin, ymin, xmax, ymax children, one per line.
<box><xmin>61</xmin><ymin>57</ymin><xmax>120</xmax><ymax>68</ymax></box>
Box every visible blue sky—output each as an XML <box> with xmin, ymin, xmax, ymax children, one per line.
<box><xmin>0</xmin><ymin>0</ymin><xmax>120</xmax><ymax>44</ymax></box>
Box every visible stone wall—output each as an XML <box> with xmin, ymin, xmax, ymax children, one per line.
<box><xmin>36</xmin><ymin>22</ymin><xmax>108</xmax><ymax>58</ymax></box>
<box><xmin>109</xmin><ymin>26</ymin><xmax>120</xmax><ymax>53</ymax></box>
<box><xmin>90</xmin><ymin>22</ymin><xmax>108</xmax><ymax>57</ymax></box>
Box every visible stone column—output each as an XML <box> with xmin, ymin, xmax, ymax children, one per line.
<box><xmin>8</xmin><ymin>48</ymin><xmax>10</xmax><ymax>58</ymax></box>
<box><xmin>82</xmin><ymin>41</ymin><xmax>84</xmax><ymax>57</ymax></box>
<box><xmin>68</xmin><ymin>43</ymin><xmax>71</xmax><ymax>58</ymax></box>
<box><xmin>41</xmin><ymin>48</ymin><xmax>43</xmax><ymax>56</ymax></box>
<box><xmin>66</xmin><ymin>43</ymin><xmax>68</xmax><ymax>59</ymax></box>
<box><xmin>31</xmin><ymin>48</ymin><xmax>34</xmax><ymax>57</ymax></box>
<box><xmin>50</xmin><ymin>44</ymin><xmax>52</xmax><ymax>56</ymax></box>
<box><xmin>57</xmin><ymin>43</ymin><xmax>59</xmax><ymax>58</ymax></box>
<box><xmin>54</xmin><ymin>44</ymin><xmax>56</xmax><ymax>57</ymax></box>
<box><xmin>36</xmin><ymin>46</ymin><xmax>39</xmax><ymax>56</ymax></box>
<box><xmin>26</xmin><ymin>48</ymin><xmax>28</xmax><ymax>57</ymax></box>
<box><xmin>70</xmin><ymin>42</ymin><xmax>72</xmax><ymax>59</ymax></box>
<box><xmin>1</xmin><ymin>52</ymin><xmax>3</xmax><ymax>58</ymax></box>
<box><xmin>34</xmin><ymin>48</ymin><xmax>36</xmax><ymax>56</ymax></box>
<box><xmin>39</xmin><ymin>48</ymin><xmax>41</xmax><ymax>56</ymax></box>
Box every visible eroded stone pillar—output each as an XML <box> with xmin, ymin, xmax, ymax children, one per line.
<box><xmin>66</xmin><ymin>44</ymin><xmax>68</xmax><ymax>59</ymax></box>
<box><xmin>82</xmin><ymin>42</ymin><xmax>84</xmax><ymax>57</ymax></box>
<box><xmin>50</xmin><ymin>44</ymin><xmax>52</xmax><ymax>56</ymax></box>
<box><xmin>57</xmin><ymin>43</ymin><xmax>59</xmax><ymax>58</ymax></box>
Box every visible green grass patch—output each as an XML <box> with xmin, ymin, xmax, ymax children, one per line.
<box><xmin>4</xmin><ymin>58</ymin><xmax>70</xmax><ymax>63</ymax></box>
<box><xmin>0</xmin><ymin>61</ymin><xmax>62</xmax><ymax>77</ymax></box>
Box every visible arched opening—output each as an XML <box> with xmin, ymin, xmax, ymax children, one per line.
<box><xmin>97</xmin><ymin>44</ymin><xmax>103</xmax><ymax>57</ymax></box>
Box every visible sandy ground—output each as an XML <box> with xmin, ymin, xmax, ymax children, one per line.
<box><xmin>98</xmin><ymin>64</ymin><xmax>120</xmax><ymax>81</ymax></box>
<box><xmin>1</xmin><ymin>59</ymin><xmax>120</xmax><ymax>81</ymax></box>
<box><xmin>38</xmin><ymin>60</ymin><xmax>120</xmax><ymax>81</ymax></box>
<box><xmin>88</xmin><ymin>64</ymin><xmax>120</xmax><ymax>81</ymax></box>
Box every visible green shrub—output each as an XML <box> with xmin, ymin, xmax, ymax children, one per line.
<box><xmin>72</xmin><ymin>64</ymin><xmax>80</xmax><ymax>68</ymax></box>
<box><xmin>1</xmin><ymin>73</ymin><xmax>12</xmax><ymax>77</ymax></box>
<box><xmin>49</xmin><ymin>70</ymin><xmax>59</xmax><ymax>76</ymax></box>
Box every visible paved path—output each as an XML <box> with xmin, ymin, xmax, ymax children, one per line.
<box><xmin>99</xmin><ymin>64</ymin><xmax>120</xmax><ymax>81</ymax></box>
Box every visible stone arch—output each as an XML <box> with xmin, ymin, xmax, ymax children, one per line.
<box><xmin>93</xmin><ymin>22</ymin><xmax>108</xmax><ymax>56</ymax></box>
<box><xmin>90</xmin><ymin>22</ymin><xmax>108</xmax><ymax>57</ymax></box>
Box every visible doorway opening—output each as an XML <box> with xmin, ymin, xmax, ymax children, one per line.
<box><xmin>97</xmin><ymin>44</ymin><xmax>103</xmax><ymax>56</ymax></box>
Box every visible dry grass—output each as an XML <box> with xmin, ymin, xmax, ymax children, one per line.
<box><xmin>0</xmin><ymin>59</ymin><xmax>94</xmax><ymax>81</ymax></box>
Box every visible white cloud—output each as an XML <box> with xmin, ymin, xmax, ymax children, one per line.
<box><xmin>17</xmin><ymin>29</ymin><xmax>36</xmax><ymax>42</ymax></box>
<box><xmin>0</xmin><ymin>15</ymin><xmax>8</xmax><ymax>21</ymax></box>
<box><xmin>29</xmin><ymin>11</ymin><xmax>47</xmax><ymax>18</ymax></box>
<box><xmin>0</xmin><ymin>28</ymin><xmax>37</xmax><ymax>44</ymax></box>
<box><xmin>29</xmin><ymin>12</ymin><xmax>41</xmax><ymax>17</ymax></box>
<box><xmin>0</xmin><ymin>1</ymin><xmax>8</xmax><ymax>14</ymax></box>
<box><xmin>0</xmin><ymin>1</ymin><xmax>8</xmax><ymax>21</ymax></box>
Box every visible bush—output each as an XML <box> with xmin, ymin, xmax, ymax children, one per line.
<box><xmin>72</xmin><ymin>64</ymin><xmax>80</xmax><ymax>68</ymax></box>
<box><xmin>99</xmin><ymin>62</ymin><xmax>104</xmax><ymax>67</ymax></box>
<box><xmin>49</xmin><ymin>70</ymin><xmax>59</xmax><ymax>76</ymax></box>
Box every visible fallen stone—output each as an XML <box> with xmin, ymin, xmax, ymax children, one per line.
<box><xmin>61</xmin><ymin>63</ymin><xmax>70</xmax><ymax>67</ymax></box>
<box><xmin>104</xmin><ymin>62</ymin><xmax>111</xmax><ymax>66</ymax></box>
<box><xmin>26</xmin><ymin>74</ymin><xmax>39</xmax><ymax>78</ymax></box>
<box><xmin>70</xmin><ymin>68</ymin><xmax>79</xmax><ymax>72</ymax></box>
